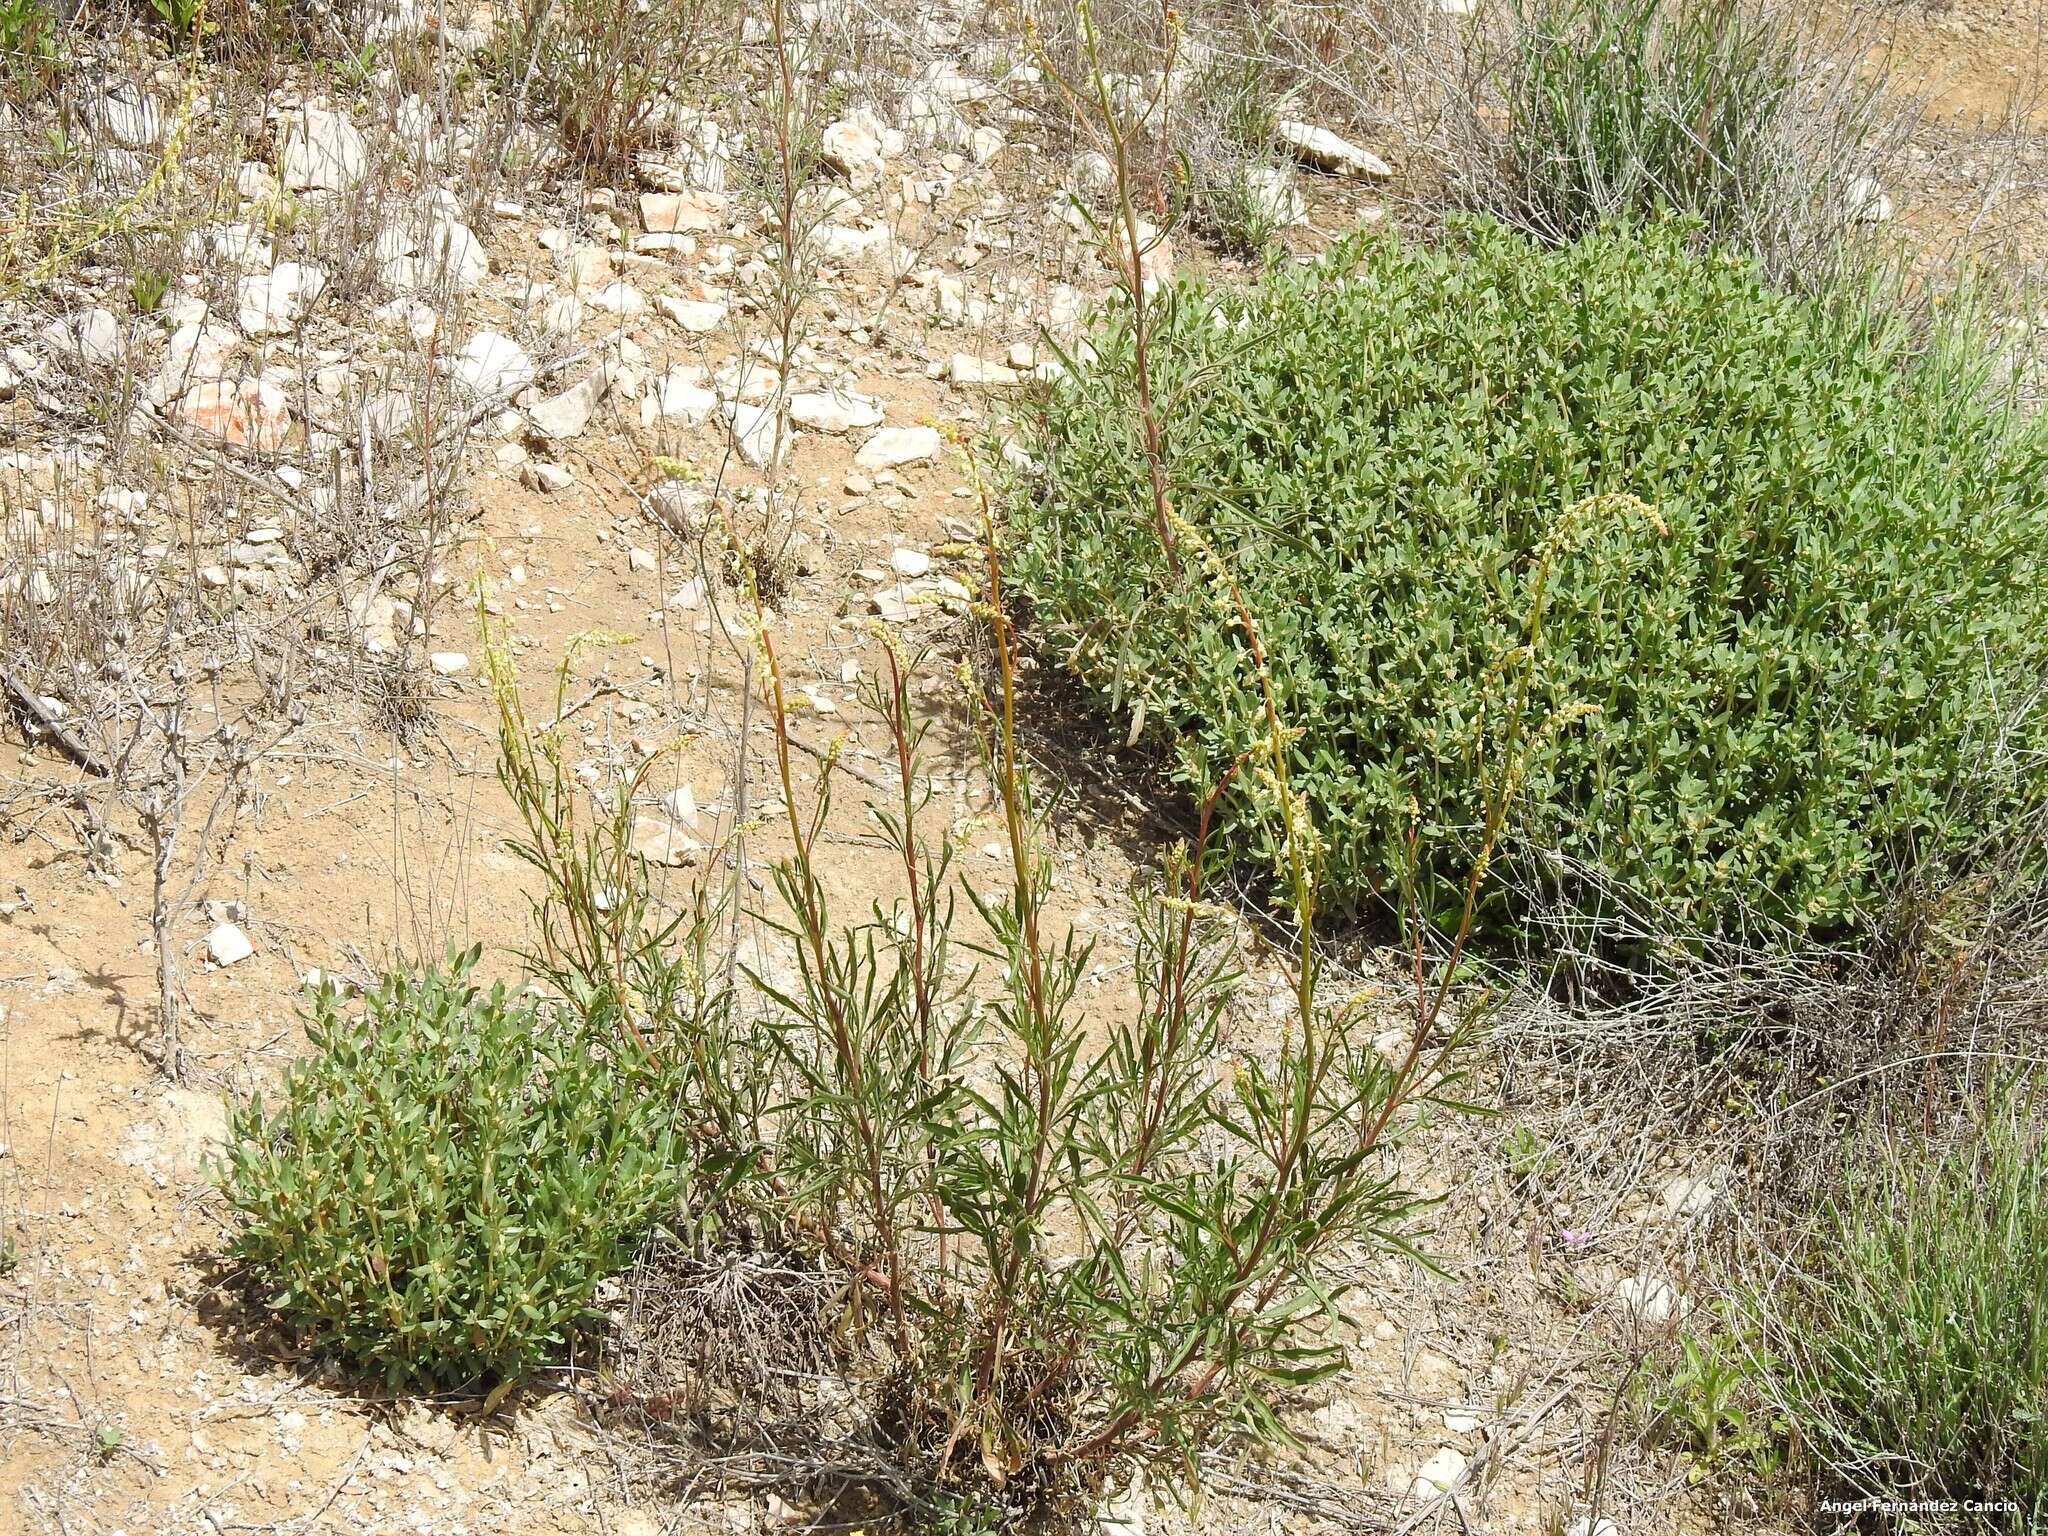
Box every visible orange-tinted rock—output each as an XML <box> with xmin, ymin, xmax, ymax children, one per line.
<box><xmin>176</xmin><ymin>377</ymin><xmax>291</xmax><ymax>453</ymax></box>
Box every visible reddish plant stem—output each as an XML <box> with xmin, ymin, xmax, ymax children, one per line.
<box><xmin>877</xmin><ymin>640</ymin><xmax>951</xmax><ymax>1273</ymax></box>
<box><xmin>761</xmin><ymin>628</ymin><xmax>912</xmax><ymax>1357</ymax></box>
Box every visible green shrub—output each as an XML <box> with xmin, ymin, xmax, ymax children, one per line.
<box><xmin>1768</xmin><ymin>1084</ymin><xmax>2048</xmax><ymax>1526</ymax></box>
<box><xmin>220</xmin><ymin>952</ymin><xmax>687</xmax><ymax>1389</ymax></box>
<box><xmin>1006</xmin><ymin>218</ymin><xmax>2048</xmax><ymax>943</ymax></box>
<box><xmin>1452</xmin><ymin>0</ymin><xmax>1905</xmax><ymax>285</ymax></box>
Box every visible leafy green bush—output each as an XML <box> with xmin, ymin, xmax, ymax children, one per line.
<box><xmin>1007</xmin><ymin>218</ymin><xmax>2048</xmax><ymax>942</ymax></box>
<box><xmin>220</xmin><ymin>952</ymin><xmax>687</xmax><ymax>1389</ymax></box>
<box><xmin>1768</xmin><ymin>1085</ymin><xmax>2048</xmax><ymax>1526</ymax></box>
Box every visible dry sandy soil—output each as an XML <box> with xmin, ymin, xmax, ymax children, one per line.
<box><xmin>1</xmin><ymin>2</ymin><xmax>2044</xmax><ymax>1533</ymax></box>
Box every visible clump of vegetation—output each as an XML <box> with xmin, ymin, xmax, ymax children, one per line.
<box><xmin>0</xmin><ymin>0</ymin><xmax>57</xmax><ymax>82</ymax></box>
<box><xmin>723</xmin><ymin>599</ymin><xmax>1466</xmax><ymax>1523</ymax></box>
<box><xmin>220</xmin><ymin>955</ymin><xmax>688</xmax><ymax>1390</ymax></box>
<box><xmin>1179</xmin><ymin>42</ymin><xmax>1293</xmax><ymax>261</ymax></box>
<box><xmin>503</xmin><ymin>0</ymin><xmax>731</xmax><ymax>174</ymax></box>
<box><xmin>128</xmin><ymin>265</ymin><xmax>171</xmax><ymax>314</ymax></box>
<box><xmin>1448</xmin><ymin>0</ymin><xmax>1904</xmax><ymax>285</ymax></box>
<box><xmin>1007</xmin><ymin>217</ymin><xmax>2048</xmax><ymax>944</ymax></box>
<box><xmin>1765</xmin><ymin>1083</ymin><xmax>2048</xmax><ymax>1526</ymax></box>
<box><xmin>1645</xmin><ymin>1317</ymin><xmax>1785</xmax><ymax>1487</ymax></box>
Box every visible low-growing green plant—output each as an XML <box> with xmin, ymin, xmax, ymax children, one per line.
<box><xmin>219</xmin><ymin>954</ymin><xmax>690</xmax><ymax>1391</ymax></box>
<box><xmin>335</xmin><ymin>36</ymin><xmax>378</xmax><ymax>88</ymax></box>
<box><xmin>147</xmin><ymin>0</ymin><xmax>204</xmax><ymax>44</ymax></box>
<box><xmin>1501</xmin><ymin>1123</ymin><xmax>1558</xmax><ymax>1192</ymax></box>
<box><xmin>1185</xmin><ymin>159</ymin><xmax>1285</xmax><ymax>264</ymax></box>
<box><xmin>1647</xmin><ymin>1318</ymin><xmax>1785</xmax><ymax>1484</ymax></box>
<box><xmin>1764</xmin><ymin>1080</ymin><xmax>2048</xmax><ymax>1527</ymax></box>
<box><xmin>1179</xmin><ymin>42</ymin><xmax>1292</xmax><ymax>261</ymax></box>
<box><xmin>128</xmin><ymin>266</ymin><xmax>171</xmax><ymax>315</ymax></box>
<box><xmin>1007</xmin><ymin>217</ymin><xmax>2048</xmax><ymax>945</ymax></box>
<box><xmin>0</xmin><ymin>0</ymin><xmax>56</xmax><ymax>81</ymax></box>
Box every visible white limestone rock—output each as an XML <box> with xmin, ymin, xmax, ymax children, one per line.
<box><xmin>856</xmin><ymin>424</ymin><xmax>942</xmax><ymax>470</ymax></box>
<box><xmin>280</xmin><ymin>106</ymin><xmax>369</xmax><ymax>192</ymax></box>
<box><xmin>1277</xmin><ymin>119</ymin><xmax>1392</xmax><ymax>180</ymax></box>
<box><xmin>236</xmin><ymin>263</ymin><xmax>328</xmax><ymax>336</ymax></box>
<box><xmin>452</xmin><ymin>331</ymin><xmax>536</xmax><ymax>396</ymax></box>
